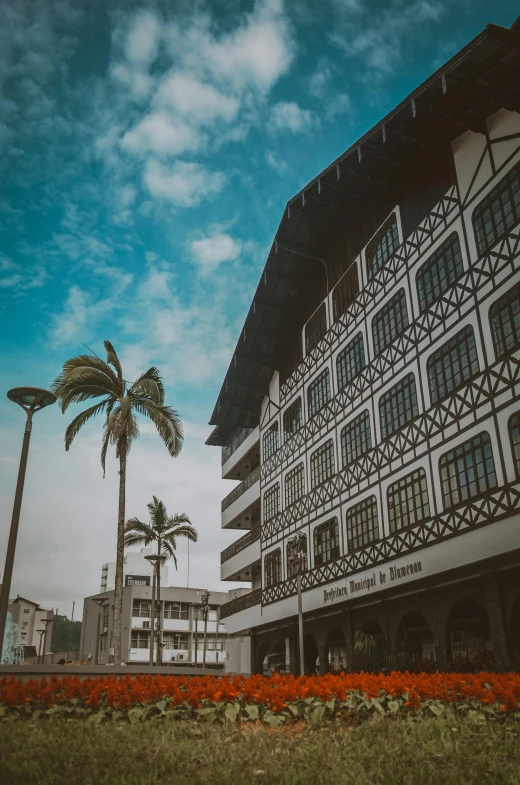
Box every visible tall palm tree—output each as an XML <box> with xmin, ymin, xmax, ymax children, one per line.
<box><xmin>124</xmin><ymin>496</ymin><xmax>197</xmax><ymax>663</ymax></box>
<box><xmin>52</xmin><ymin>341</ymin><xmax>183</xmax><ymax>665</ymax></box>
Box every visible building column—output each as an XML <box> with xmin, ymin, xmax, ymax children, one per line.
<box><xmin>484</xmin><ymin>573</ymin><xmax>510</xmax><ymax>668</ymax></box>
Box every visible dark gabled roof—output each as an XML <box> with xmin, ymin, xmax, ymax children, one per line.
<box><xmin>207</xmin><ymin>18</ymin><xmax>520</xmax><ymax>447</ymax></box>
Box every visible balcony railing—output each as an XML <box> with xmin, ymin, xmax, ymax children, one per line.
<box><xmin>222</xmin><ymin>427</ymin><xmax>255</xmax><ymax>465</ymax></box>
<box><xmin>221</xmin><ymin>524</ymin><xmax>261</xmax><ymax>564</ymax></box>
<box><xmin>221</xmin><ymin>465</ymin><xmax>261</xmax><ymax>512</ymax></box>
<box><xmin>220</xmin><ymin>588</ymin><xmax>262</xmax><ymax>620</ymax></box>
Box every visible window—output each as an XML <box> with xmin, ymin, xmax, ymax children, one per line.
<box><xmin>509</xmin><ymin>412</ymin><xmax>520</xmax><ymax>478</ymax></box>
<box><xmin>22</xmin><ymin>622</ymin><xmax>28</xmax><ymax>629</ymax></box>
<box><xmin>332</xmin><ymin>264</ymin><xmax>359</xmax><ymax>321</ymax></box>
<box><xmin>307</xmin><ymin>369</ymin><xmax>331</xmax><ymax>418</ymax></box>
<box><xmin>263</xmin><ymin>483</ymin><xmax>280</xmax><ymax>522</ymax></box>
<box><xmin>101</xmin><ymin>605</ymin><xmax>109</xmax><ymax>629</ymax></box>
<box><xmin>132</xmin><ymin>600</ymin><xmax>150</xmax><ymax>618</ymax></box>
<box><xmin>24</xmin><ymin>609</ymin><xmax>30</xmax><ymax>614</ymax></box>
<box><xmin>206</xmin><ymin>639</ymin><xmax>224</xmax><ymax>651</ymax></box>
<box><xmin>164</xmin><ymin>601</ymin><xmax>189</xmax><ymax>620</ymax></box>
<box><xmin>314</xmin><ymin>518</ymin><xmax>340</xmax><ymax>565</ymax></box>
<box><xmin>372</xmin><ymin>288</ymin><xmax>409</xmax><ymax>355</ymax></box>
<box><xmin>489</xmin><ymin>282</ymin><xmax>520</xmax><ymax>358</ymax></box>
<box><xmin>99</xmin><ymin>635</ymin><xmax>107</xmax><ymax>658</ymax></box>
<box><xmin>336</xmin><ymin>333</ymin><xmax>366</xmax><ymax>390</ymax></box>
<box><xmin>305</xmin><ymin>302</ymin><xmax>327</xmax><ymax>354</ymax></box>
<box><xmin>416</xmin><ymin>233</ymin><xmax>464</xmax><ymax>313</ymax></box>
<box><xmin>388</xmin><ymin>469</ymin><xmax>430</xmax><ymax>533</ymax></box>
<box><xmin>163</xmin><ymin>633</ymin><xmax>189</xmax><ymax>650</ymax></box>
<box><xmin>263</xmin><ymin>422</ymin><xmax>279</xmax><ymax>461</ymax></box>
<box><xmin>366</xmin><ymin>214</ymin><xmax>400</xmax><ymax>279</ymax></box>
<box><xmin>131</xmin><ymin>631</ymin><xmax>150</xmax><ymax>649</ymax></box>
<box><xmin>310</xmin><ymin>439</ymin><xmax>335</xmax><ymax>488</ymax></box>
<box><xmin>264</xmin><ymin>549</ymin><xmax>282</xmax><ymax>587</ymax></box>
<box><xmin>287</xmin><ymin>534</ymin><xmax>308</xmax><ymax>577</ymax></box>
<box><xmin>285</xmin><ymin>463</ymin><xmax>304</xmax><ymax>506</ymax></box>
<box><xmin>283</xmin><ymin>398</ymin><xmax>303</xmax><ymax>441</ymax></box>
<box><xmin>341</xmin><ymin>410</ymin><xmax>372</xmax><ymax>466</ymax></box>
<box><xmin>346</xmin><ymin>496</ymin><xmax>379</xmax><ymax>550</ymax></box>
<box><xmin>472</xmin><ymin>161</ymin><xmax>520</xmax><ymax>254</ymax></box>
<box><xmin>439</xmin><ymin>432</ymin><xmax>498</xmax><ymax>509</ymax></box>
<box><xmin>427</xmin><ymin>325</ymin><xmax>480</xmax><ymax>404</ymax></box>
<box><xmin>379</xmin><ymin>373</ymin><xmax>418</xmax><ymax>438</ymax></box>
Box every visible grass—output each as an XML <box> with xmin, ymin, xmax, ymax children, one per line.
<box><xmin>1</xmin><ymin>715</ymin><xmax>519</xmax><ymax>785</ymax></box>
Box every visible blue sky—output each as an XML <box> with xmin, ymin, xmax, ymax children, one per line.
<box><xmin>0</xmin><ymin>0</ymin><xmax>518</xmax><ymax>616</ymax></box>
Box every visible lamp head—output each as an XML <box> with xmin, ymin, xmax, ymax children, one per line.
<box><xmin>7</xmin><ymin>387</ymin><xmax>56</xmax><ymax>412</ymax></box>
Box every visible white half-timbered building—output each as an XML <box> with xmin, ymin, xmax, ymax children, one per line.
<box><xmin>207</xmin><ymin>18</ymin><xmax>520</xmax><ymax>674</ymax></box>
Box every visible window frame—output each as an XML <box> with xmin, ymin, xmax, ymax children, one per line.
<box><xmin>262</xmin><ymin>422</ymin><xmax>279</xmax><ymax>461</ymax></box>
<box><xmin>346</xmin><ymin>495</ymin><xmax>379</xmax><ymax>551</ymax></box>
<box><xmin>305</xmin><ymin>302</ymin><xmax>327</xmax><ymax>355</ymax></box>
<box><xmin>379</xmin><ymin>372</ymin><xmax>418</xmax><ymax>439</ymax></box>
<box><xmin>336</xmin><ymin>332</ymin><xmax>366</xmax><ymax>391</ymax></box>
<box><xmin>307</xmin><ymin>368</ymin><xmax>331</xmax><ymax>419</ymax></box>
<box><xmin>164</xmin><ymin>601</ymin><xmax>190</xmax><ymax>620</ymax></box>
<box><xmin>283</xmin><ymin>397</ymin><xmax>303</xmax><ymax>442</ymax></box>
<box><xmin>366</xmin><ymin>213</ymin><xmax>400</xmax><ymax>280</ymax></box>
<box><xmin>372</xmin><ymin>288</ymin><xmax>409</xmax><ymax>356</ymax></box>
<box><xmin>310</xmin><ymin>439</ymin><xmax>335</xmax><ymax>488</ymax></box>
<box><xmin>313</xmin><ymin>518</ymin><xmax>340</xmax><ymax>566</ymax></box>
<box><xmin>427</xmin><ymin>324</ymin><xmax>480</xmax><ymax>404</ymax></box>
<box><xmin>341</xmin><ymin>410</ymin><xmax>372</xmax><ymax>467</ymax></box>
<box><xmin>472</xmin><ymin>161</ymin><xmax>520</xmax><ymax>255</ymax></box>
<box><xmin>264</xmin><ymin>548</ymin><xmax>282</xmax><ymax>588</ymax></box>
<box><xmin>508</xmin><ymin>412</ymin><xmax>520</xmax><ymax>480</ymax></box>
<box><xmin>285</xmin><ymin>463</ymin><xmax>305</xmax><ymax>507</ymax></box>
<box><xmin>439</xmin><ymin>431</ymin><xmax>498</xmax><ymax>510</ymax></box>
<box><xmin>263</xmin><ymin>483</ymin><xmax>280</xmax><ymax>522</ymax></box>
<box><xmin>489</xmin><ymin>281</ymin><xmax>520</xmax><ymax>359</ymax></box>
<box><xmin>416</xmin><ymin>232</ymin><xmax>464</xmax><ymax>313</ymax></box>
<box><xmin>332</xmin><ymin>264</ymin><xmax>359</xmax><ymax>322</ymax></box>
<box><xmin>387</xmin><ymin>468</ymin><xmax>431</xmax><ymax>534</ymax></box>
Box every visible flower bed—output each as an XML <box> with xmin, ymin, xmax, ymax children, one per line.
<box><xmin>1</xmin><ymin>672</ymin><xmax>520</xmax><ymax>725</ymax></box>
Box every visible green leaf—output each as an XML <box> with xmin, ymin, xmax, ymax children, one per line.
<box><xmin>387</xmin><ymin>701</ymin><xmax>399</xmax><ymax>713</ymax></box>
<box><xmin>87</xmin><ymin>712</ymin><xmax>105</xmax><ymax>726</ymax></box>
<box><xmin>311</xmin><ymin>704</ymin><xmax>326</xmax><ymax>727</ymax></box>
<box><xmin>155</xmin><ymin>700</ymin><xmax>167</xmax><ymax>715</ymax></box>
<box><xmin>224</xmin><ymin>703</ymin><xmax>240</xmax><ymax>724</ymax></box>
<box><xmin>264</xmin><ymin>711</ymin><xmax>285</xmax><ymax>728</ymax></box>
<box><xmin>245</xmin><ymin>704</ymin><xmax>260</xmax><ymax>720</ymax></box>
<box><xmin>429</xmin><ymin>704</ymin><xmax>444</xmax><ymax>717</ymax></box>
<box><xmin>128</xmin><ymin>708</ymin><xmax>145</xmax><ymax>724</ymax></box>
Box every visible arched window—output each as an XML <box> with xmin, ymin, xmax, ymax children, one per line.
<box><xmin>472</xmin><ymin>161</ymin><xmax>520</xmax><ymax>255</ymax></box>
<box><xmin>439</xmin><ymin>432</ymin><xmax>497</xmax><ymax>509</ymax></box>
<box><xmin>416</xmin><ymin>233</ymin><xmax>463</xmax><ymax>313</ymax></box>
<box><xmin>387</xmin><ymin>469</ymin><xmax>430</xmax><ymax>533</ymax></box>
<box><xmin>489</xmin><ymin>282</ymin><xmax>520</xmax><ymax>359</ymax></box>
<box><xmin>336</xmin><ymin>333</ymin><xmax>365</xmax><ymax>391</ymax></box>
<box><xmin>366</xmin><ymin>214</ymin><xmax>399</xmax><ymax>280</ymax></box>
<box><xmin>264</xmin><ymin>549</ymin><xmax>282</xmax><ymax>588</ymax></box>
<box><xmin>427</xmin><ymin>325</ymin><xmax>479</xmax><ymax>404</ymax></box>
<box><xmin>379</xmin><ymin>373</ymin><xmax>418</xmax><ymax>438</ymax></box>
<box><xmin>346</xmin><ymin>496</ymin><xmax>379</xmax><ymax>550</ymax></box>
<box><xmin>372</xmin><ymin>288</ymin><xmax>409</xmax><ymax>355</ymax></box>
<box><xmin>313</xmin><ymin>518</ymin><xmax>340</xmax><ymax>565</ymax></box>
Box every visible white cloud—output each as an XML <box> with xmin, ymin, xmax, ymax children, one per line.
<box><xmin>309</xmin><ymin>64</ymin><xmax>333</xmax><ymax>98</ymax></box>
<box><xmin>326</xmin><ymin>92</ymin><xmax>352</xmax><ymax>119</ymax></box>
<box><xmin>125</xmin><ymin>10</ymin><xmax>160</xmax><ymax>67</ymax></box>
<box><xmin>49</xmin><ymin>286</ymin><xmax>112</xmax><ymax>347</ymax></box>
<box><xmin>0</xmin><ymin>252</ymin><xmax>47</xmax><ymax>293</ymax></box>
<box><xmin>144</xmin><ymin>160</ymin><xmax>226</xmax><ymax>207</ymax></box>
<box><xmin>190</xmin><ymin>233</ymin><xmax>241</xmax><ymax>276</ymax></box>
<box><xmin>154</xmin><ymin>73</ymin><xmax>239</xmax><ymax>125</ymax></box>
<box><xmin>268</xmin><ymin>101</ymin><xmax>318</xmax><ymax>134</ymax></box>
<box><xmin>121</xmin><ymin>112</ymin><xmax>202</xmax><ymax>156</ymax></box>
<box><xmin>265</xmin><ymin>150</ymin><xmax>287</xmax><ymax>172</ymax></box>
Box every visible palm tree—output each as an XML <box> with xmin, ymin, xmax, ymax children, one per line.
<box><xmin>124</xmin><ymin>496</ymin><xmax>197</xmax><ymax>663</ymax></box>
<box><xmin>52</xmin><ymin>341</ymin><xmax>183</xmax><ymax>664</ymax></box>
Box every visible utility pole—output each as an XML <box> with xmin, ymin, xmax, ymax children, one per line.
<box><xmin>288</xmin><ymin>533</ymin><xmax>307</xmax><ymax>676</ymax></box>
<box><xmin>201</xmin><ymin>591</ymin><xmax>210</xmax><ymax>669</ymax></box>
<box><xmin>194</xmin><ymin>607</ymin><xmax>199</xmax><ymax>666</ymax></box>
<box><xmin>66</xmin><ymin>600</ymin><xmax>75</xmax><ymax>663</ymax></box>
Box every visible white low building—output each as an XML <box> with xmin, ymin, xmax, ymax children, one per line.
<box><xmin>100</xmin><ymin>548</ymin><xmax>169</xmax><ymax>592</ymax></box>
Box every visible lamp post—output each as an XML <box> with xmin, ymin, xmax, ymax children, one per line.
<box><xmin>200</xmin><ymin>591</ymin><xmax>210</xmax><ymax>669</ymax></box>
<box><xmin>40</xmin><ymin>617</ymin><xmax>53</xmax><ymax>665</ymax></box>
<box><xmin>36</xmin><ymin>629</ymin><xmax>46</xmax><ymax>665</ymax></box>
<box><xmin>288</xmin><ymin>533</ymin><xmax>307</xmax><ymax>676</ymax></box>
<box><xmin>0</xmin><ymin>387</ymin><xmax>56</xmax><ymax>662</ymax></box>
<box><xmin>144</xmin><ymin>554</ymin><xmax>166</xmax><ymax>666</ymax></box>
<box><xmin>92</xmin><ymin>598</ymin><xmax>109</xmax><ymax>665</ymax></box>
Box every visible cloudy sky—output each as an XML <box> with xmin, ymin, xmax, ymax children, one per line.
<box><xmin>0</xmin><ymin>0</ymin><xmax>517</xmax><ymax>618</ymax></box>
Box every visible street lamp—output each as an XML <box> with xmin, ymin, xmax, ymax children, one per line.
<box><xmin>36</xmin><ymin>629</ymin><xmax>46</xmax><ymax>665</ymax></box>
<box><xmin>288</xmin><ymin>533</ymin><xmax>307</xmax><ymax>676</ymax></box>
<box><xmin>0</xmin><ymin>387</ymin><xmax>56</xmax><ymax>662</ymax></box>
<box><xmin>40</xmin><ymin>617</ymin><xmax>53</xmax><ymax>665</ymax></box>
<box><xmin>200</xmin><ymin>591</ymin><xmax>211</xmax><ymax>669</ymax></box>
<box><xmin>144</xmin><ymin>554</ymin><xmax>166</xmax><ymax>666</ymax></box>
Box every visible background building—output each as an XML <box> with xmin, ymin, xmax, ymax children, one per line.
<box><xmin>5</xmin><ymin>593</ymin><xmax>54</xmax><ymax>660</ymax></box>
<box><xmin>207</xmin><ymin>19</ymin><xmax>520</xmax><ymax>674</ymax></box>
<box><xmin>101</xmin><ymin>548</ymin><xmax>169</xmax><ymax>591</ymax></box>
<box><xmin>81</xmin><ymin>585</ymin><xmax>251</xmax><ymax>672</ymax></box>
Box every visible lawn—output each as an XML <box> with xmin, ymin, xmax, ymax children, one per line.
<box><xmin>1</xmin><ymin>714</ymin><xmax>520</xmax><ymax>785</ymax></box>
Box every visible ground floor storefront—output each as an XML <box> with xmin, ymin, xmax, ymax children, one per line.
<box><xmin>250</xmin><ymin>562</ymin><xmax>520</xmax><ymax>675</ymax></box>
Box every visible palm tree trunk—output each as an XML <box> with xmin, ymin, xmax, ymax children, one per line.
<box><xmin>113</xmin><ymin>437</ymin><xmax>127</xmax><ymax>666</ymax></box>
<box><xmin>156</xmin><ymin>536</ymin><xmax>162</xmax><ymax>666</ymax></box>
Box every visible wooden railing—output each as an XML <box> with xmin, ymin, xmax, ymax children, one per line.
<box><xmin>222</xmin><ymin>427</ymin><xmax>255</xmax><ymax>464</ymax></box>
<box><xmin>220</xmin><ymin>524</ymin><xmax>261</xmax><ymax>564</ymax></box>
<box><xmin>221</xmin><ymin>465</ymin><xmax>260</xmax><ymax>512</ymax></box>
<box><xmin>219</xmin><ymin>588</ymin><xmax>262</xmax><ymax>620</ymax></box>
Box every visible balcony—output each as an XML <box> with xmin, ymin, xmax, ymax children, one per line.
<box><xmin>222</xmin><ymin>426</ymin><xmax>260</xmax><ymax>480</ymax></box>
<box><xmin>221</xmin><ymin>524</ymin><xmax>261</xmax><ymax>563</ymax></box>
<box><xmin>221</xmin><ymin>465</ymin><xmax>261</xmax><ymax>528</ymax></box>
<box><xmin>220</xmin><ymin>588</ymin><xmax>261</xmax><ymax>621</ymax></box>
